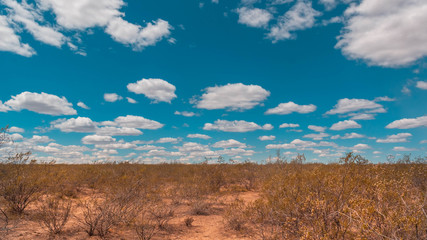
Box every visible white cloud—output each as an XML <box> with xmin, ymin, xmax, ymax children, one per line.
<box><xmin>9</xmin><ymin>126</ymin><xmax>24</xmax><ymax>133</ymax></box>
<box><xmin>336</xmin><ymin>0</ymin><xmax>427</xmax><ymax>67</ymax></box>
<box><xmin>259</xmin><ymin>135</ymin><xmax>275</xmax><ymax>141</ymax></box>
<box><xmin>326</xmin><ymin>98</ymin><xmax>383</xmax><ymax>115</ymax></box>
<box><xmin>4</xmin><ymin>92</ymin><xmax>76</xmax><ymax>115</ymax></box>
<box><xmin>377</xmin><ymin>133</ymin><xmax>412</xmax><ymax>143</ymax></box>
<box><xmin>96</xmin><ymin>126</ymin><xmax>142</xmax><ymax>136</ymax></box>
<box><xmin>330</xmin><ymin>120</ymin><xmax>361</xmax><ymax>131</ymax></box>
<box><xmin>303</xmin><ymin>132</ymin><xmax>329</xmax><ymax>140</ymax></box>
<box><xmin>114</xmin><ymin>115</ymin><xmax>164</xmax><ymax>129</ymax></box>
<box><xmin>30</xmin><ymin>135</ymin><xmax>53</xmax><ymax>143</ymax></box>
<box><xmin>266</xmin><ymin>139</ymin><xmax>336</xmax><ymax>150</ymax></box>
<box><xmin>236</xmin><ymin>7</ymin><xmax>272</xmax><ymax>28</ymax></box>
<box><xmin>203</xmin><ymin>119</ymin><xmax>273</xmax><ymax>132</ymax></box>
<box><xmin>0</xmin><ymin>15</ymin><xmax>35</xmax><ymax>57</ymax></box>
<box><xmin>175</xmin><ymin>111</ymin><xmax>196</xmax><ymax>117</ymax></box>
<box><xmin>266</xmin><ymin>102</ymin><xmax>316</xmax><ymax>115</ymax></box>
<box><xmin>308</xmin><ymin>125</ymin><xmax>326</xmax><ymax>132</ymax></box>
<box><xmin>157</xmin><ymin>137</ymin><xmax>180</xmax><ymax>143</ymax></box>
<box><xmin>352</xmin><ymin>143</ymin><xmax>370</xmax><ymax>150</ymax></box>
<box><xmin>319</xmin><ymin>0</ymin><xmax>338</xmax><ymax>10</ymax></box>
<box><xmin>386</xmin><ymin>116</ymin><xmax>427</xmax><ymax>129</ymax></box>
<box><xmin>279</xmin><ymin>123</ymin><xmax>300</xmax><ymax>128</ymax></box>
<box><xmin>134</xmin><ymin>145</ymin><xmax>165</xmax><ymax>151</ymax></box>
<box><xmin>77</xmin><ymin>101</ymin><xmax>90</xmax><ymax>109</ymax></box>
<box><xmin>374</xmin><ymin>96</ymin><xmax>396</xmax><ymax>102</ymax></box>
<box><xmin>53</xmin><ymin>117</ymin><xmax>96</xmax><ymax>132</ymax></box>
<box><xmin>196</xmin><ymin>83</ymin><xmax>270</xmax><ymax>111</ymax></box>
<box><xmin>393</xmin><ymin>146</ymin><xmax>417</xmax><ymax>152</ymax></box>
<box><xmin>420</xmin><ymin>140</ymin><xmax>427</xmax><ymax>144</ymax></box>
<box><xmin>126</xmin><ymin>97</ymin><xmax>137</xmax><ymax>104</ymax></box>
<box><xmin>82</xmin><ymin>135</ymin><xmax>116</xmax><ymax>145</ymax></box>
<box><xmin>105</xmin><ymin>18</ymin><xmax>171</xmax><ymax>50</ymax></box>
<box><xmin>39</xmin><ymin>0</ymin><xmax>123</xmax><ymax>30</ymax></box>
<box><xmin>187</xmin><ymin>134</ymin><xmax>211</xmax><ymax>139</ymax></box>
<box><xmin>213</xmin><ymin>139</ymin><xmax>247</xmax><ymax>148</ymax></box>
<box><xmin>339</xmin><ymin>132</ymin><xmax>366</xmax><ymax>139</ymax></box>
<box><xmin>9</xmin><ymin>133</ymin><xmax>23</xmax><ymax>141</ymax></box>
<box><xmin>349</xmin><ymin>113</ymin><xmax>375</xmax><ymax>120</ymax></box>
<box><xmin>268</xmin><ymin>0</ymin><xmax>321</xmax><ymax>42</ymax></box>
<box><xmin>416</xmin><ymin>81</ymin><xmax>427</xmax><ymax>90</ymax></box>
<box><xmin>127</xmin><ymin>78</ymin><xmax>176</xmax><ymax>103</ymax></box>
<box><xmin>104</xmin><ymin>93</ymin><xmax>122</xmax><ymax>102</ymax></box>
<box><xmin>3</xmin><ymin>0</ymin><xmax>65</xmax><ymax>47</ymax></box>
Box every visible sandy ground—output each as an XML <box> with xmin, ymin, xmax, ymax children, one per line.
<box><xmin>2</xmin><ymin>191</ymin><xmax>260</xmax><ymax>240</ymax></box>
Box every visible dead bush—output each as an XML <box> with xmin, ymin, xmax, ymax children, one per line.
<box><xmin>224</xmin><ymin>199</ymin><xmax>247</xmax><ymax>231</ymax></box>
<box><xmin>79</xmin><ymin>198</ymin><xmax>119</xmax><ymax>237</ymax></box>
<box><xmin>38</xmin><ymin>197</ymin><xmax>72</xmax><ymax>235</ymax></box>
<box><xmin>134</xmin><ymin>211</ymin><xmax>157</xmax><ymax>240</ymax></box>
<box><xmin>190</xmin><ymin>199</ymin><xmax>211</xmax><ymax>215</ymax></box>
<box><xmin>148</xmin><ymin>202</ymin><xmax>174</xmax><ymax>230</ymax></box>
<box><xmin>0</xmin><ymin>152</ymin><xmax>41</xmax><ymax>215</ymax></box>
<box><xmin>184</xmin><ymin>217</ymin><xmax>194</xmax><ymax>227</ymax></box>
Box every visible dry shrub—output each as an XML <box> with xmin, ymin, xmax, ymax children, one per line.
<box><xmin>148</xmin><ymin>202</ymin><xmax>174</xmax><ymax>230</ymax></box>
<box><xmin>134</xmin><ymin>211</ymin><xmax>157</xmax><ymax>240</ymax></box>
<box><xmin>224</xmin><ymin>199</ymin><xmax>247</xmax><ymax>231</ymax></box>
<box><xmin>0</xmin><ymin>152</ymin><xmax>42</xmax><ymax>215</ymax></box>
<box><xmin>184</xmin><ymin>217</ymin><xmax>194</xmax><ymax>227</ymax></box>
<box><xmin>79</xmin><ymin>198</ymin><xmax>120</xmax><ymax>237</ymax></box>
<box><xmin>38</xmin><ymin>197</ymin><xmax>72</xmax><ymax>235</ymax></box>
<box><xmin>190</xmin><ymin>199</ymin><xmax>211</xmax><ymax>215</ymax></box>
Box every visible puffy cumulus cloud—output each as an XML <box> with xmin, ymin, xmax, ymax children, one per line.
<box><xmin>9</xmin><ymin>133</ymin><xmax>23</xmax><ymax>141</ymax></box>
<box><xmin>279</xmin><ymin>123</ymin><xmax>300</xmax><ymax>128</ymax></box>
<box><xmin>30</xmin><ymin>135</ymin><xmax>53</xmax><ymax>143</ymax></box>
<box><xmin>330</xmin><ymin>120</ymin><xmax>361</xmax><ymax>131</ymax></box>
<box><xmin>134</xmin><ymin>145</ymin><xmax>165</xmax><ymax>151</ymax></box>
<box><xmin>157</xmin><ymin>137</ymin><xmax>180</xmax><ymax>144</ymax></box>
<box><xmin>187</xmin><ymin>134</ymin><xmax>211</xmax><ymax>139</ymax></box>
<box><xmin>2</xmin><ymin>0</ymin><xmax>65</xmax><ymax>47</ymax></box>
<box><xmin>53</xmin><ymin>117</ymin><xmax>96</xmax><ymax>132</ymax></box>
<box><xmin>416</xmin><ymin>81</ymin><xmax>427</xmax><ymax>90</ymax></box>
<box><xmin>236</xmin><ymin>7</ymin><xmax>272</xmax><ymax>28</ymax></box>
<box><xmin>326</xmin><ymin>98</ymin><xmax>384</xmax><ymax>115</ymax></box>
<box><xmin>0</xmin><ymin>15</ymin><xmax>35</xmax><ymax>57</ymax></box>
<box><xmin>352</xmin><ymin>143</ymin><xmax>370</xmax><ymax>150</ymax></box>
<box><xmin>126</xmin><ymin>97</ymin><xmax>137</xmax><ymax>104</ymax></box>
<box><xmin>203</xmin><ymin>120</ymin><xmax>273</xmax><ymax>132</ymax></box>
<box><xmin>38</xmin><ymin>0</ymin><xmax>124</xmax><ymax>29</ymax></box>
<box><xmin>9</xmin><ymin>126</ymin><xmax>24</xmax><ymax>133</ymax></box>
<box><xmin>195</xmin><ymin>83</ymin><xmax>270</xmax><ymax>111</ymax></box>
<box><xmin>114</xmin><ymin>115</ymin><xmax>164</xmax><ymax>129</ymax></box>
<box><xmin>336</xmin><ymin>0</ymin><xmax>427</xmax><ymax>67</ymax></box>
<box><xmin>258</xmin><ymin>135</ymin><xmax>275</xmax><ymax>141</ymax></box>
<box><xmin>268</xmin><ymin>0</ymin><xmax>321</xmax><ymax>42</ymax></box>
<box><xmin>176</xmin><ymin>142</ymin><xmax>210</xmax><ymax>153</ymax></box>
<box><xmin>95</xmin><ymin>141</ymin><xmax>137</xmax><ymax>150</ymax></box>
<box><xmin>266</xmin><ymin>102</ymin><xmax>316</xmax><ymax>115</ymax></box>
<box><xmin>96</xmin><ymin>126</ymin><xmax>142</xmax><ymax>136</ymax></box>
<box><xmin>303</xmin><ymin>132</ymin><xmax>329</xmax><ymax>140</ymax></box>
<box><xmin>386</xmin><ymin>116</ymin><xmax>427</xmax><ymax>129</ymax></box>
<box><xmin>174</xmin><ymin>111</ymin><xmax>196</xmax><ymax>117</ymax></box>
<box><xmin>349</xmin><ymin>113</ymin><xmax>375</xmax><ymax>120</ymax></box>
<box><xmin>319</xmin><ymin>0</ymin><xmax>338</xmax><ymax>10</ymax></box>
<box><xmin>376</xmin><ymin>133</ymin><xmax>412</xmax><ymax>143</ymax></box>
<box><xmin>3</xmin><ymin>92</ymin><xmax>76</xmax><ymax>115</ymax></box>
<box><xmin>104</xmin><ymin>93</ymin><xmax>122</xmax><ymax>102</ymax></box>
<box><xmin>77</xmin><ymin>101</ymin><xmax>90</xmax><ymax>109</ymax></box>
<box><xmin>217</xmin><ymin>148</ymin><xmax>255</xmax><ymax>157</ymax></box>
<box><xmin>82</xmin><ymin>135</ymin><xmax>115</xmax><ymax>145</ymax></box>
<box><xmin>374</xmin><ymin>96</ymin><xmax>396</xmax><ymax>102</ymax></box>
<box><xmin>266</xmin><ymin>139</ymin><xmax>337</xmax><ymax>150</ymax></box>
<box><xmin>127</xmin><ymin>78</ymin><xmax>176</xmax><ymax>103</ymax></box>
<box><xmin>332</xmin><ymin>132</ymin><xmax>366</xmax><ymax>140</ymax></box>
<box><xmin>308</xmin><ymin>125</ymin><xmax>326</xmax><ymax>132</ymax></box>
<box><xmin>0</xmin><ymin>101</ymin><xmax>10</xmax><ymax>112</ymax></box>
<box><xmin>212</xmin><ymin>139</ymin><xmax>247</xmax><ymax>148</ymax></box>
<box><xmin>393</xmin><ymin>146</ymin><xmax>417</xmax><ymax>152</ymax></box>
<box><xmin>105</xmin><ymin>18</ymin><xmax>171</xmax><ymax>50</ymax></box>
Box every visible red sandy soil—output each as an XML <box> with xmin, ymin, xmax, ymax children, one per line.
<box><xmin>2</xmin><ymin>191</ymin><xmax>260</xmax><ymax>240</ymax></box>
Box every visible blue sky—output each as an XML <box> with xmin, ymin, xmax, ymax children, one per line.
<box><xmin>0</xmin><ymin>0</ymin><xmax>426</xmax><ymax>163</ymax></box>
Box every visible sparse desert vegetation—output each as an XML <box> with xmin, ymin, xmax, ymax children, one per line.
<box><xmin>0</xmin><ymin>126</ymin><xmax>426</xmax><ymax>239</ymax></box>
